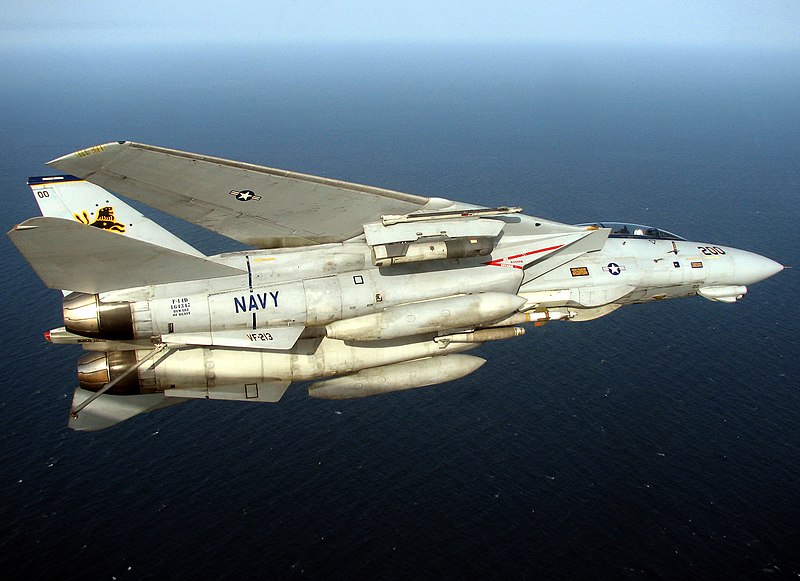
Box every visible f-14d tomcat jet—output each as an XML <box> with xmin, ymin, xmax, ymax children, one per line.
<box><xmin>8</xmin><ymin>142</ymin><xmax>783</xmax><ymax>430</ymax></box>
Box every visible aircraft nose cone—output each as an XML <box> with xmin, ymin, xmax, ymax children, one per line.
<box><xmin>734</xmin><ymin>250</ymin><xmax>783</xmax><ymax>285</ymax></box>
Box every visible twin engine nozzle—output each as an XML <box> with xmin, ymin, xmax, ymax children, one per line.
<box><xmin>77</xmin><ymin>350</ymin><xmax>144</xmax><ymax>394</ymax></box>
<box><xmin>62</xmin><ymin>292</ymin><xmax>135</xmax><ymax>340</ymax></box>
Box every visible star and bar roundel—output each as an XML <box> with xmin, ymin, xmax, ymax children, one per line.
<box><xmin>230</xmin><ymin>189</ymin><xmax>261</xmax><ymax>202</ymax></box>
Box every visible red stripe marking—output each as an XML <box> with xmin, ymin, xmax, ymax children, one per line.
<box><xmin>484</xmin><ymin>244</ymin><xmax>564</xmax><ymax>267</ymax></box>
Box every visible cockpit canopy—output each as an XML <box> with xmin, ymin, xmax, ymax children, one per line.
<box><xmin>577</xmin><ymin>222</ymin><xmax>685</xmax><ymax>241</ymax></box>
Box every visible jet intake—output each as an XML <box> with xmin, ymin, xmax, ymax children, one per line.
<box><xmin>63</xmin><ymin>292</ymin><xmax>134</xmax><ymax>340</ymax></box>
<box><xmin>307</xmin><ymin>354</ymin><xmax>486</xmax><ymax>400</ymax></box>
<box><xmin>371</xmin><ymin>237</ymin><xmax>493</xmax><ymax>266</ymax></box>
<box><xmin>325</xmin><ymin>292</ymin><xmax>526</xmax><ymax>341</ymax></box>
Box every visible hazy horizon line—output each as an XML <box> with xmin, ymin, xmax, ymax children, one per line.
<box><xmin>4</xmin><ymin>36</ymin><xmax>800</xmax><ymax>53</ymax></box>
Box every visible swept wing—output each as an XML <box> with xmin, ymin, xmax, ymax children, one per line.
<box><xmin>48</xmin><ymin>141</ymin><xmax>436</xmax><ymax>248</ymax></box>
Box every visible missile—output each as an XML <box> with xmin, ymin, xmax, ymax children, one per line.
<box><xmin>307</xmin><ymin>354</ymin><xmax>486</xmax><ymax>400</ymax></box>
<box><xmin>325</xmin><ymin>292</ymin><xmax>526</xmax><ymax>341</ymax></box>
<box><xmin>484</xmin><ymin>309</ymin><xmax>573</xmax><ymax>327</ymax></box>
<box><xmin>434</xmin><ymin>326</ymin><xmax>525</xmax><ymax>344</ymax></box>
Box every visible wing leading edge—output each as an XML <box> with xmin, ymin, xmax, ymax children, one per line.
<box><xmin>48</xmin><ymin>141</ymin><xmax>438</xmax><ymax>248</ymax></box>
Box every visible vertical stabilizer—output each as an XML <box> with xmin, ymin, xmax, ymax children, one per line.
<box><xmin>27</xmin><ymin>175</ymin><xmax>203</xmax><ymax>256</ymax></box>
<box><xmin>68</xmin><ymin>387</ymin><xmax>190</xmax><ymax>431</ymax></box>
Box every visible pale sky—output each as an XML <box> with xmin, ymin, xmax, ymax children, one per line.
<box><xmin>2</xmin><ymin>0</ymin><xmax>799</xmax><ymax>49</ymax></box>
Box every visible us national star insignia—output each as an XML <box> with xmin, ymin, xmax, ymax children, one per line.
<box><xmin>230</xmin><ymin>189</ymin><xmax>261</xmax><ymax>202</ymax></box>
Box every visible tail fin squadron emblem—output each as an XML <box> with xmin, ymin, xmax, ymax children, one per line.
<box><xmin>74</xmin><ymin>206</ymin><xmax>126</xmax><ymax>233</ymax></box>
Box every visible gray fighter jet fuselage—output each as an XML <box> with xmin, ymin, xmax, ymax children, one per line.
<box><xmin>8</xmin><ymin>142</ymin><xmax>783</xmax><ymax>430</ymax></box>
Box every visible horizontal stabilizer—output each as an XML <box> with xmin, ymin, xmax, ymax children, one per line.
<box><xmin>8</xmin><ymin>217</ymin><xmax>244</xmax><ymax>293</ymax></box>
<box><xmin>69</xmin><ymin>388</ymin><xmax>189</xmax><ymax>431</ymax></box>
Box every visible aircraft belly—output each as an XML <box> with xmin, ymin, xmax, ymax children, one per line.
<box><xmin>166</xmin><ymin>381</ymin><xmax>291</xmax><ymax>403</ymax></box>
<box><xmin>575</xmin><ymin>285</ymin><xmax>637</xmax><ymax>307</ymax></box>
<box><xmin>153</xmin><ymin>336</ymin><xmax>477</xmax><ymax>390</ymax></box>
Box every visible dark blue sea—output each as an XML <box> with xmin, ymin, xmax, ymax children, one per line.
<box><xmin>1</xmin><ymin>43</ymin><xmax>798</xmax><ymax>580</ymax></box>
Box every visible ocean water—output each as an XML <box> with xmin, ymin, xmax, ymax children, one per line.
<box><xmin>1</xmin><ymin>43</ymin><xmax>798</xmax><ymax>579</ymax></box>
